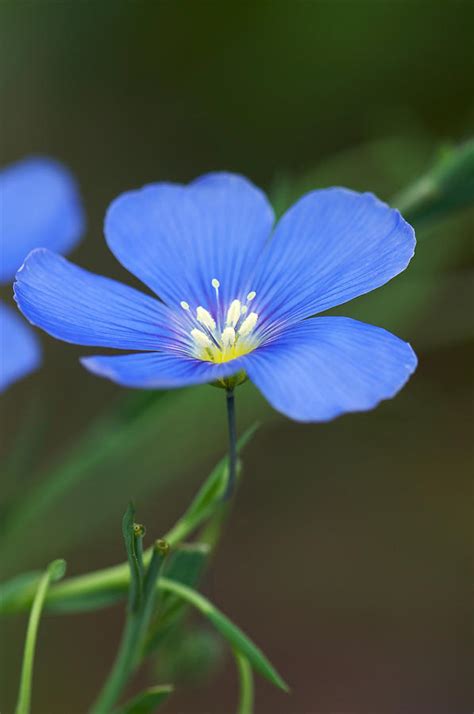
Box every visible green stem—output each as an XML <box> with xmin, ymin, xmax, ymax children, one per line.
<box><xmin>90</xmin><ymin>543</ymin><xmax>167</xmax><ymax>714</ymax></box>
<box><xmin>91</xmin><ymin>615</ymin><xmax>137</xmax><ymax>714</ymax></box>
<box><xmin>15</xmin><ymin>560</ymin><xmax>66</xmax><ymax>714</ymax></box>
<box><xmin>235</xmin><ymin>651</ymin><xmax>254</xmax><ymax>714</ymax></box>
<box><xmin>1</xmin><ymin>427</ymin><xmax>259</xmax><ymax>618</ymax></box>
<box><xmin>223</xmin><ymin>389</ymin><xmax>237</xmax><ymax>500</ymax></box>
<box><xmin>30</xmin><ymin>494</ymin><xmax>218</xmax><ymax>613</ymax></box>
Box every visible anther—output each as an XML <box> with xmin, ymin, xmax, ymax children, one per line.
<box><xmin>191</xmin><ymin>328</ymin><xmax>213</xmax><ymax>349</ymax></box>
<box><xmin>211</xmin><ymin>278</ymin><xmax>220</xmax><ymax>289</ymax></box>
<box><xmin>196</xmin><ymin>306</ymin><xmax>216</xmax><ymax>331</ymax></box>
<box><xmin>221</xmin><ymin>326</ymin><xmax>236</xmax><ymax>348</ymax></box>
<box><xmin>226</xmin><ymin>299</ymin><xmax>242</xmax><ymax>327</ymax></box>
<box><xmin>238</xmin><ymin>312</ymin><xmax>258</xmax><ymax>337</ymax></box>
<box><xmin>180</xmin><ymin>301</ymin><xmax>190</xmax><ymax>310</ymax></box>
<box><xmin>247</xmin><ymin>291</ymin><xmax>256</xmax><ymax>301</ymax></box>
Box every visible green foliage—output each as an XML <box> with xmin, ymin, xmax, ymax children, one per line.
<box><xmin>235</xmin><ymin>651</ymin><xmax>254</xmax><ymax>714</ymax></box>
<box><xmin>396</xmin><ymin>139</ymin><xmax>474</xmax><ymax>226</ymax></box>
<box><xmin>145</xmin><ymin>543</ymin><xmax>210</xmax><ymax>653</ymax></box>
<box><xmin>0</xmin><ymin>571</ymin><xmax>43</xmax><ymax>614</ymax></box>
<box><xmin>2</xmin><ymin>139</ymin><xmax>474</xmax><ymax>711</ymax></box>
<box><xmin>90</xmin><ymin>512</ymin><xmax>169</xmax><ymax>714</ymax></box>
<box><xmin>153</xmin><ymin>627</ymin><xmax>224</xmax><ymax>685</ymax></box>
<box><xmin>114</xmin><ymin>685</ymin><xmax>173</xmax><ymax>714</ymax></box>
<box><xmin>14</xmin><ymin>559</ymin><xmax>66</xmax><ymax>714</ymax></box>
<box><xmin>158</xmin><ymin>578</ymin><xmax>289</xmax><ymax>693</ymax></box>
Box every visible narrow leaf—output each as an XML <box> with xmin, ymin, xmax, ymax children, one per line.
<box><xmin>0</xmin><ymin>571</ymin><xmax>42</xmax><ymax>615</ymax></box>
<box><xmin>0</xmin><ymin>431</ymin><xmax>258</xmax><ymax>618</ymax></box>
<box><xmin>114</xmin><ymin>685</ymin><xmax>173</xmax><ymax>714</ymax></box>
<box><xmin>145</xmin><ymin>544</ymin><xmax>210</xmax><ymax>653</ymax></box>
<box><xmin>90</xmin><ymin>536</ymin><xmax>169</xmax><ymax>714</ymax></box>
<box><xmin>158</xmin><ymin>578</ymin><xmax>289</xmax><ymax>693</ymax></box>
<box><xmin>395</xmin><ymin>139</ymin><xmax>474</xmax><ymax>226</ymax></box>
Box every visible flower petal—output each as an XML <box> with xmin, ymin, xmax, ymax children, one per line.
<box><xmin>81</xmin><ymin>351</ymin><xmax>246</xmax><ymax>389</ymax></box>
<box><xmin>104</xmin><ymin>172</ymin><xmax>274</xmax><ymax>310</ymax></box>
<box><xmin>254</xmin><ymin>188</ymin><xmax>415</xmax><ymax>326</ymax></box>
<box><xmin>242</xmin><ymin>317</ymin><xmax>417</xmax><ymax>422</ymax></box>
<box><xmin>0</xmin><ymin>157</ymin><xmax>84</xmax><ymax>283</ymax></box>
<box><xmin>0</xmin><ymin>302</ymin><xmax>41</xmax><ymax>392</ymax></box>
<box><xmin>14</xmin><ymin>249</ymin><xmax>183</xmax><ymax>351</ymax></box>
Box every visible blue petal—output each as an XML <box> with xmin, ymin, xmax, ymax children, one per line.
<box><xmin>104</xmin><ymin>172</ymin><xmax>274</xmax><ymax>311</ymax></box>
<box><xmin>0</xmin><ymin>302</ymin><xmax>41</xmax><ymax>392</ymax></box>
<box><xmin>14</xmin><ymin>249</ymin><xmax>184</xmax><ymax>350</ymax></box>
<box><xmin>81</xmin><ymin>351</ymin><xmax>246</xmax><ymax>389</ymax></box>
<box><xmin>241</xmin><ymin>317</ymin><xmax>417</xmax><ymax>422</ymax></box>
<box><xmin>254</xmin><ymin>188</ymin><xmax>415</xmax><ymax>327</ymax></box>
<box><xmin>0</xmin><ymin>157</ymin><xmax>85</xmax><ymax>283</ymax></box>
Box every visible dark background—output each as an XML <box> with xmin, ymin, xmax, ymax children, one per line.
<box><xmin>1</xmin><ymin>2</ymin><xmax>473</xmax><ymax>713</ymax></box>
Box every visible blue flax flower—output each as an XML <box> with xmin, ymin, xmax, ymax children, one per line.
<box><xmin>1</xmin><ymin>157</ymin><xmax>84</xmax><ymax>391</ymax></box>
<box><xmin>14</xmin><ymin>173</ymin><xmax>417</xmax><ymax>421</ymax></box>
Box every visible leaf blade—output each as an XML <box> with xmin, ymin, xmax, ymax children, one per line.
<box><xmin>158</xmin><ymin>577</ymin><xmax>289</xmax><ymax>693</ymax></box>
<box><xmin>114</xmin><ymin>685</ymin><xmax>173</xmax><ymax>714</ymax></box>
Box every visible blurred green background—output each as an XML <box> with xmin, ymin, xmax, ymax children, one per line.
<box><xmin>1</xmin><ymin>1</ymin><xmax>473</xmax><ymax>713</ymax></box>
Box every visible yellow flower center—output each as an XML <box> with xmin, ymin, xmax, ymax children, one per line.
<box><xmin>180</xmin><ymin>280</ymin><xmax>259</xmax><ymax>363</ymax></box>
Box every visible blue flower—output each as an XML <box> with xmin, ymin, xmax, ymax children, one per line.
<box><xmin>14</xmin><ymin>173</ymin><xmax>417</xmax><ymax>421</ymax></box>
<box><xmin>1</xmin><ymin>157</ymin><xmax>84</xmax><ymax>391</ymax></box>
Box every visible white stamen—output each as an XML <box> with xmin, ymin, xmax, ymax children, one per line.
<box><xmin>241</xmin><ymin>305</ymin><xmax>248</xmax><ymax>315</ymax></box>
<box><xmin>247</xmin><ymin>291</ymin><xmax>256</xmax><ymax>301</ymax></box>
<box><xmin>196</xmin><ymin>306</ymin><xmax>216</xmax><ymax>331</ymax></box>
<box><xmin>226</xmin><ymin>299</ymin><xmax>242</xmax><ymax>327</ymax></box>
<box><xmin>221</xmin><ymin>326</ymin><xmax>236</xmax><ymax>348</ymax></box>
<box><xmin>211</xmin><ymin>278</ymin><xmax>220</xmax><ymax>289</ymax></box>
<box><xmin>191</xmin><ymin>328</ymin><xmax>213</xmax><ymax>349</ymax></box>
<box><xmin>238</xmin><ymin>312</ymin><xmax>258</xmax><ymax>337</ymax></box>
<box><xmin>180</xmin><ymin>301</ymin><xmax>190</xmax><ymax>310</ymax></box>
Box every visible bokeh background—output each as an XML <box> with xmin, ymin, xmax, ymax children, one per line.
<box><xmin>1</xmin><ymin>2</ymin><xmax>473</xmax><ymax>713</ymax></box>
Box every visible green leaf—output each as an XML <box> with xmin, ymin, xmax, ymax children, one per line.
<box><xmin>2</xmin><ymin>387</ymin><xmax>267</xmax><ymax>574</ymax></box>
<box><xmin>145</xmin><ymin>544</ymin><xmax>210</xmax><ymax>653</ymax></box>
<box><xmin>14</xmin><ymin>559</ymin><xmax>66</xmax><ymax>714</ymax></box>
<box><xmin>0</xmin><ymin>428</ymin><xmax>259</xmax><ymax>618</ymax></box>
<box><xmin>395</xmin><ymin>139</ymin><xmax>474</xmax><ymax>226</ymax></box>
<box><xmin>158</xmin><ymin>577</ymin><xmax>289</xmax><ymax>693</ymax></box>
<box><xmin>90</xmin><ymin>533</ymin><xmax>169</xmax><ymax>714</ymax></box>
<box><xmin>152</xmin><ymin>626</ymin><xmax>224</xmax><ymax>685</ymax></box>
<box><xmin>114</xmin><ymin>685</ymin><xmax>173</xmax><ymax>714</ymax></box>
<box><xmin>0</xmin><ymin>571</ymin><xmax>42</xmax><ymax>615</ymax></box>
<box><xmin>164</xmin><ymin>543</ymin><xmax>210</xmax><ymax>587</ymax></box>
<box><xmin>90</xmin><ymin>534</ymin><xmax>169</xmax><ymax>714</ymax></box>
<box><xmin>269</xmin><ymin>135</ymin><xmax>435</xmax><ymax>218</ymax></box>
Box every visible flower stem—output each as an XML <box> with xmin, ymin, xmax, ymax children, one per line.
<box><xmin>15</xmin><ymin>560</ymin><xmax>66</xmax><ymax>714</ymax></box>
<box><xmin>223</xmin><ymin>388</ymin><xmax>237</xmax><ymax>500</ymax></box>
<box><xmin>235</xmin><ymin>650</ymin><xmax>254</xmax><ymax>714</ymax></box>
<box><xmin>89</xmin><ymin>540</ymin><xmax>168</xmax><ymax>714</ymax></box>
